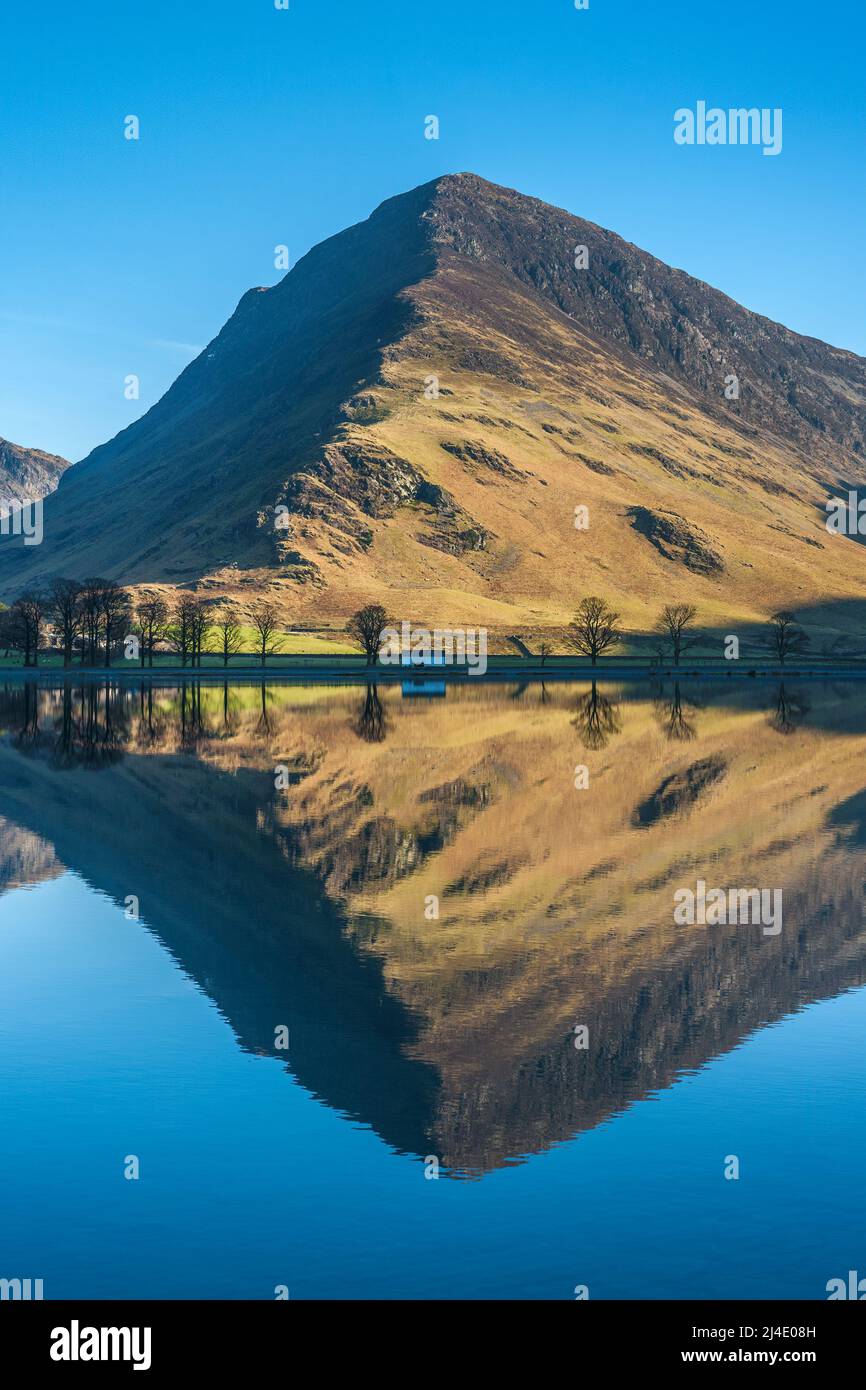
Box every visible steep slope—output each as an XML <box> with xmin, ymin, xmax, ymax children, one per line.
<box><xmin>3</xmin><ymin>173</ymin><xmax>865</xmax><ymax>635</ymax></box>
<box><xmin>0</xmin><ymin>436</ymin><xmax>69</xmax><ymax>503</ymax></box>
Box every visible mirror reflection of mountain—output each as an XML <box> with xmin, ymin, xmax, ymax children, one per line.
<box><xmin>2</xmin><ymin>678</ymin><xmax>866</xmax><ymax>1176</ymax></box>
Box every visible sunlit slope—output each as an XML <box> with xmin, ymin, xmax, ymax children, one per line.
<box><xmin>3</xmin><ymin>174</ymin><xmax>865</xmax><ymax>638</ymax></box>
<box><xmin>262</xmin><ymin>245</ymin><xmax>866</xmax><ymax>637</ymax></box>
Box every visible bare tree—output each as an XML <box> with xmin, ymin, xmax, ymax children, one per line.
<box><xmin>214</xmin><ymin>607</ymin><xmax>244</xmax><ymax>668</ymax></box>
<box><xmin>167</xmin><ymin>595</ymin><xmax>200</xmax><ymax>667</ymax></box>
<box><xmin>99</xmin><ymin>580</ymin><xmax>132</xmax><ymax>668</ymax></box>
<box><xmin>568</xmin><ymin>596</ymin><xmax>622</xmax><ymax>666</ymax></box>
<box><xmin>0</xmin><ymin>604</ymin><xmax>15</xmax><ymax>658</ymax></box>
<box><xmin>136</xmin><ymin>596</ymin><xmax>169</xmax><ymax>668</ymax></box>
<box><xmin>249</xmin><ymin>601</ymin><xmax>283</xmax><ymax>667</ymax></box>
<box><xmin>537</xmin><ymin>640</ymin><xmax>553</xmax><ymax>667</ymax></box>
<box><xmin>765</xmin><ymin>611</ymin><xmax>810</xmax><ymax>666</ymax></box>
<box><xmin>79</xmin><ymin>578</ymin><xmax>106</xmax><ymax>665</ymax></box>
<box><xmin>11</xmin><ymin>592</ymin><xmax>46</xmax><ymax>667</ymax></box>
<box><xmin>346</xmin><ymin>604</ymin><xmax>389</xmax><ymax>665</ymax></box>
<box><xmin>190</xmin><ymin>600</ymin><xmax>213</xmax><ymax>668</ymax></box>
<box><xmin>654</xmin><ymin>603</ymin><xmax>700</xmax><ymax>666</ymax></box>
<box><xmin>49</xmin><ymin>578</ymin><xmax>83</xmax><ymax>667</ymax></box>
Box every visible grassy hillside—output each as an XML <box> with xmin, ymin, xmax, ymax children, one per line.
<box><xmin>3</xmin><ymin>174</ymin><xmax>865</xmax><ymax>643</ymax></box>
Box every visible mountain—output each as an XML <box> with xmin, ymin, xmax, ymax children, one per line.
<box><xmin>0</xmin><ymin>436</ymin><xmax>69</xmax><ymax>504</ymax></box>
<box><xmin>3</xmin><ymin>173</ymin><xmax>866</xmax><ymax>637</ymax></box>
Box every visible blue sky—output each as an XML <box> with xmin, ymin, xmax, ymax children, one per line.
<box><xmin>1</xmin><ymin>0</ymin><xmax>862</xmax><ymax>463</ymax></box>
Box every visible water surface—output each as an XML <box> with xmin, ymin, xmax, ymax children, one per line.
<box><xmin>1</xmin><ymin>678</ymin><xmax>864</xmax><ymax>1298</ymax></box>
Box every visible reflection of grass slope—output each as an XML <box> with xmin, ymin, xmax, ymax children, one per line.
<box><xmin>254</xmin><ymin>686</ymin><xmax>851</xmax><ymax>974</ymax></box>
<box><xmin>257</xmin><ymin>683</ymin><xmax>866</xmax><ymax>1166</ymax></box>
<box><xmin>4</xmin><ymin>681</ymin><xmax>866</xmax><ymax>1172</ymax></box>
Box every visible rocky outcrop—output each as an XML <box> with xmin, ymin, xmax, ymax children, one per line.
<box><xmin>0</xmin><ymin>437</ymin><xmax>69</xmax><ymax>503</ymax></box>
<box><xmin>627</xmin><ymin>505</ymin><xmax>725</xmax><ymax>575</ymax></box>
<box><xmin>441</xmin><ymin>439</ymin><xmax>525</xmax><ymax>482</ymax></box>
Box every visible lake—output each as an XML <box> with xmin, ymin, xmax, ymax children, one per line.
<box><xmin>1</xmin><ymin>677</ymin><xmax>864</xmax><ymax>1299</ymax></box>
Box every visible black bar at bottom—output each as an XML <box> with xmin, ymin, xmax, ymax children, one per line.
<box><xmin>0</xmin><ymin>1299</ymin><xmax>860</xmax><ymax>1374</ymax></box>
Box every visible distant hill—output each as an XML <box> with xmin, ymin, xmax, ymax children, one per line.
<box><xmin>2</xmin><ymin>173</ymin><xmax>865</xmax><ymax>636</ymax></box>
<box><xmin>0</xmin><ymin>435</ymin><xmax>69</xmax><ymax>504</ymax></box>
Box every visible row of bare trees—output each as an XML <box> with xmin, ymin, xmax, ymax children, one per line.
<box><xmin>0</xmin><ymin>580</ymin><xmax>284</xmax><ymax>668</ymax></box>
<box><xmin>0</xmin><ymin>579</ymin><xmax>132</xmax><ymax>668</ymax></box>
<box><xmin>565</xmin><ymin>598</ymin><xmax>811</xmax><ymax>667</ymax></box>
<box><xmin>0</xmin><ymin>588</ymin><xmax>816</xmax><ymax>670</ymax></box>
<box><xmin>345</xmin><ymin>600</ymin><xmax>814</xmax><ymax>667</ymax></box>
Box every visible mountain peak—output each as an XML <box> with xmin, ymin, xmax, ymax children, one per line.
<box><xmin>2</xmin><ymin>174</ymin><xmax>865</xmax><ymax>639</ymax></box>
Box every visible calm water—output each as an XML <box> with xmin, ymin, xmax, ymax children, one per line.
<box><xmin>1</xmin><ymin>678</ymin><xmax>865</xmax><ymax>1299</ymax></box>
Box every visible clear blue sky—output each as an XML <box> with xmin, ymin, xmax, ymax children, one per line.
<box><xmin>1</xmin><ymin>0</ymin><xmax>862</xmax><ymax>463</ymax></box>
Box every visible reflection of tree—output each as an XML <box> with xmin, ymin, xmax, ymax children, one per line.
<box><xmin>354</xmin><ymin>684</ymin><xmax>388</xmax><ymax>743</ymax></box>
<box><xmin>769</xmin><ymin>683</ymin><xmax>810</xmax><ymax>735</ymax></box>
<box><xmin>654</xmin><ymin>682</ymin><xmax>698</xmax><ymax>742</ymax></box>
<box><xmin>138</xmin><ymin>684</ymin><xmax>167</xmax><ymax>745</ymax></box>
<box><xmin>256</xmin><ymin>682</ymin><xmax>276</xmax><ymax>737</ymax></box>
<box><xmin>179</xmin><ymin>682</ymin><xmax>220</xmax><ymax>750</ymax></box>
<box><xmin>13</xmin><ymin>682</ymin><xmax>40</xmax><ymax>750</ymax></box>
<box><xmin>179</xmin><ymin>683</ymin><xmax>199</xmax><ymax>749</ymax></box>
<box><xmin>221</xmin><ymin>682</ymin><xmax>242</xmax><ymax>737</ymax></box>
<box><xmin>1</xmin><ymin>680</ymin><xmax>297</xmax><ymax>764</ymax></box>
<box><xmin>48</xmin><ymin>683</ymin><xmax>130</xmax><ymax>769</ymax></box>
<box><xmin>571</xmin><ymin>682</ymin><xmax>621</xmax><ymax>750</ymax></box>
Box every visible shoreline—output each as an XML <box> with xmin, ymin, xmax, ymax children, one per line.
<box><xmin>5</xmin><ymin>661</ymin><xmax>866</xmax><ymax>684</ymax></box>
